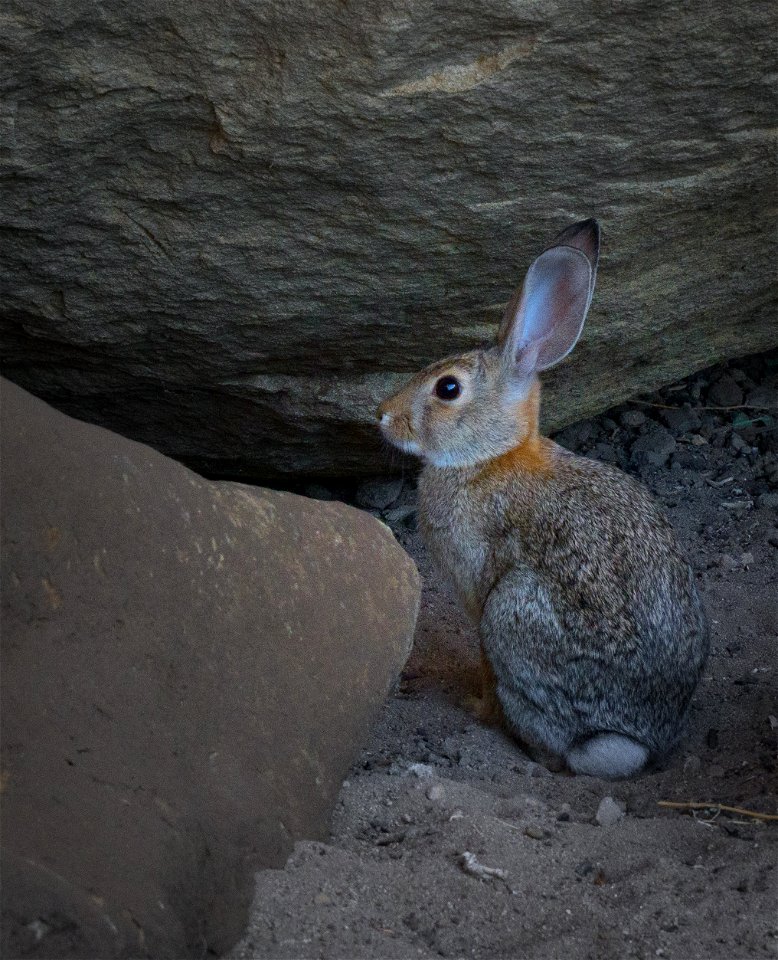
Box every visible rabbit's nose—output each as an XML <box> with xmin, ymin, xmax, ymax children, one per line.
<box><xmin>376</xmin><ymin>403</ymin><xmax>391</xmax><ymax>424</ymax></box>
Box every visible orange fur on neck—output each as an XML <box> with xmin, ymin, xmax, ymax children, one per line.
<box><xmin>475</xmin><ymin>380</ymin><xmax>553</xmax><ymax>480</ymax></box>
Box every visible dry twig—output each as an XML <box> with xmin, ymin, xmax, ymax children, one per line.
<box><xmin>658</xmin><ymin>801</ymin><xmax>778</xmax><ymax>822</ymax></box>
<box><xmin>632</xmin><ymin>400</ymin><xmax>776</xmax><ymax>412</ymax></box>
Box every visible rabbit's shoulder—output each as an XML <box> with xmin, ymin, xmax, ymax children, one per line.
<box><xmin>496</xmin><ymin>447</ymin><xmax>693</xmax><ymax>612</ymax></box>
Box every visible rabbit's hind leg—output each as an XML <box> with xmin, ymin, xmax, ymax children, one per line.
<box><xmin>480</xmin><ymin>567</ymin><xmax>574</xmax><ymax>771</ymax></box>
<box><xmin>496</xmin><ymin>693</ymin><xmax>570</xmax><ymax>773</ymax></box>
<box><xmin>462</xmin><ymin>648</ymin><xmax>504</xmax><ymax>725</ymax></box>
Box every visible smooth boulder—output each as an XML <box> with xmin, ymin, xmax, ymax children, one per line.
<box><xmin>0</xmin><ymin>0</ymin><xmax>775</xmax><ymax>478</ymax></box>
<box><xmin>0</xmin><ymin>378</ymin><xmax>420</xmax><ymax>959</ymax></box>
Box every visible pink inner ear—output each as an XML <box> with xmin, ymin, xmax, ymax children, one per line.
<box><xmin>507</xmin><ymin>246</ymin><xmax>592</xmax><ymax>373</ymax></box>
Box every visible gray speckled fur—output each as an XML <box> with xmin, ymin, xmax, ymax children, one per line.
<box><xmin>419</xmin><ymin>445</ymin><xmax>710</xmax><ymax>772</ymax></box>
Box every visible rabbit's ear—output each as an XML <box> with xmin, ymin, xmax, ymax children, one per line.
<box><xmin>545</xmin><ymin>218</ymin><xmax>600</xmax><ymax>294</ymax></box>
<box><xmin>499</xmin><ymin>219</ymin><xmax>599</xmax><ymax>373</ymax></box>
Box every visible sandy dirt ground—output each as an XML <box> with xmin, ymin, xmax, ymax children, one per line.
<box><xmin>231</xmin><ymin>352</ymin><xmax>778</xmax><ymax>960</ymax></box>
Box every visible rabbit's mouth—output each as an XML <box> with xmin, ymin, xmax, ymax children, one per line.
<box><xmin>378</xmin><ymin>412</ymin><xmax>422</xmax><ymax>456</ymax></box>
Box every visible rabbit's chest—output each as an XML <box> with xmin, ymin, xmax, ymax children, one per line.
<box><xmin>418</xmin><ymin>474</ymin><xmax>492</xmax><ymax>621</ymax></box>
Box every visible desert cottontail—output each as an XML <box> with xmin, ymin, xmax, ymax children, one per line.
<box><xmin>377</xmin><ymin>219</ymin><xmax>709</xmax><ymax>778</ymax></box>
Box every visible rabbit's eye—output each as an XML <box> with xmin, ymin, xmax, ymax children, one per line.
<box><xmin>435</xmin><ymin>376</ymin><xmax>461</xmax><ymax>401</ymax></box>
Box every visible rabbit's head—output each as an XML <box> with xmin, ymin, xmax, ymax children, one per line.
<box><xmin>377</xmin><ymin>219</ymin><xmax>600</xmax><ymax>468</ymax></box>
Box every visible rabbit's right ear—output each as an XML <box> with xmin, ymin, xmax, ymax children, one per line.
<box><xmin>498</xmin><ymin>219</ymin><xmax>600</xmax><ymax>374</ymax></box>
<box><xmin>545</xmin><ymin>218</ymin><xmax>600</xmax><ymax>290</ymax></box>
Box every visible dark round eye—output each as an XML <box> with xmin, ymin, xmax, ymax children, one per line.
<box><xmin>435</xmin><ymin>375</ymin><xmax>461</xmax><ymax>401</ymax></box>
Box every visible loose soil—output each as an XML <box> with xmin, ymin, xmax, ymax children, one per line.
<box><xmin>231</xmin><ymin>352</ymin><xmax>778</xmax><ymax>960</ymax></box>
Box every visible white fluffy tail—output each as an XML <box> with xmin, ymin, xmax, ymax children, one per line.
<box><xmin>566</xmin><ymin>733</ymin><xmax>649</xmax><ymax>779</ymax></box>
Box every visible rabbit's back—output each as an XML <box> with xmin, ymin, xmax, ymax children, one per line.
<box><xmin>421</xmin><ymin>443</ymin><xmax>709</xmax><ymax>759</ymax></box>
<box><xmin>505</xmin><ymin>448</ymin><xmax>707</xmax><ymax>654</ymax></box>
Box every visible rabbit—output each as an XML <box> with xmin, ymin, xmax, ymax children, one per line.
<box><xmin>376</xmin><ymin>219</ymin><xmax>709</xmax><ymax>779</ymax></box>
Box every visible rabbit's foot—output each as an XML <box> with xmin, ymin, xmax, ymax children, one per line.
<box><xmin>463</xmin><ymin>649</ymin><xmax>504</xmax><ymax>724</ymax></box>
<box><xmin>462</xmin><ymin>690</ymin><xmax>503</xmax><ymax>725</ymax></box>
<box><xmin>530</xmin><ymin>746</ymin><xmax>568</xmax><ymax>774</ymax></box>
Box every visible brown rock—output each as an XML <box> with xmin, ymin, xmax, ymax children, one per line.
<box><xmin>0</xmin><ymin>379</ymin><xmax>420</xmax><ymax>959</ymax></box>
<box><xmin>0</xmin><ymin>0</ymin><xmax>775</xmax><ymax>478</ymax></box>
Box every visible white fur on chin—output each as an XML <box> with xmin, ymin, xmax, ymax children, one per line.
<box><xmin>425</xmin><ymin>436</ymin><xmax>519</xmax><ymax>469</ymax></box>
<box><xmin>389</xmin><ymin>437</ymin><xmax>423</xmax><ymax>456</ymax></box>
<box><xmin>425</xmin><ymin>449</ymin><xmax>472</xmax><ymax>468</ymax></box>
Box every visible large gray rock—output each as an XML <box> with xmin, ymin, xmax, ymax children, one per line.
<box><xmin>0</xmin><ymin>378</ymin><xmax>420</xmax><ymax>958</ymax></box>
<box><xmin>0</xmin><ymin>0</ymin><xmax>775</xmax><ymax>478</ymax></box>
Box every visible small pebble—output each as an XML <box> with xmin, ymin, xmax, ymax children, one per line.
<box><xmin>384</xmin><ymin>504</ymin><xmax>416</xmax><ymax>527</ymax></box>
<box><xmin>620</xmin><ymin>410</ymin><xmax>647</xmax><ymax>429</ymax></box>
<box><xmin>746</xmin><ymin>385</ymin><xmax>778</xmax><ymax>409</ymax></box>
<box><xmin>426</xmin><ymin>783</ymin><xmax>444</xmax><ymax>801</ymax></box>
<box><xmin>355</xmin><ymin>477</ymin><xmax>404</xmax><ymax>510</ymax></box>
<box><xmin>660</xmin><ymin>407</ymin><xmax>701</xmax><ymax>433</ymax></box>
<box><xmin>523</xmin><ymin>825</ymin><xmax>545</xmax><ymax>840</ymax></box>
<box><xmin>592</xmin><ymin>442</ymin><xmax>616</xmax><ymax>463</ymax></box>
<box><xmin>711</xmin><ymin>427</ymin><xmax>733</xmax><ymax>449</ymax></box>
<box><xmin>26</xmin><ymin>920</ymin><xmax>50</xmax><ymax>943</ymax></box>
<box><xmin>408</xmin><ymin>762</ymin><xmax>435</xmax><ymax>779</ymax></box>
<box><xmin>720</xmin><ymin>552</ymin><xmax>754</xmax><ymax>570</ymax></box>
<box><xmin>555</xmin><ymin>421</ymin><xmax>594</xmax><ymax>450</ymax></box>
<box><xmin>631</xmin><ymin>426</ymin><xmax>677</xmax><ymax>469</ymax></box>
<box><xmin>683</xmin><ymin>755</ymin><xmax>702</xmax><ymax>775</ymax></box>
<box><xmin>524</xmin><ymin>761</ymin><xmax>553</xmax><ymax>778</ymax></box>
<box><xmin>595</xmin><ymin>796</ymin><xmax>626</xmax><ymax>827</ymax></box>
<box><xmin>707</xmin><ymin>373</ymin><xmax>743</xmax><ymax>407</ymax></box>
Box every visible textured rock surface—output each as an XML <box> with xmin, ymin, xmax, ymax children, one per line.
<box><xmin>0</xmin><ymin>378</ymin><xmax>420</xmax><ymax>959</ymax></box>
<box><xmin>1</xmin><ymin>0</ymin><xmax>776</xmax><ymax>478</ymax></box>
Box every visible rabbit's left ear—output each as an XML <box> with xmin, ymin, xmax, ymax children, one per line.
<box><xmin>498</xmin><ymin>219</ymin><xmax>600</xmax><ymax>373</ymax></box>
